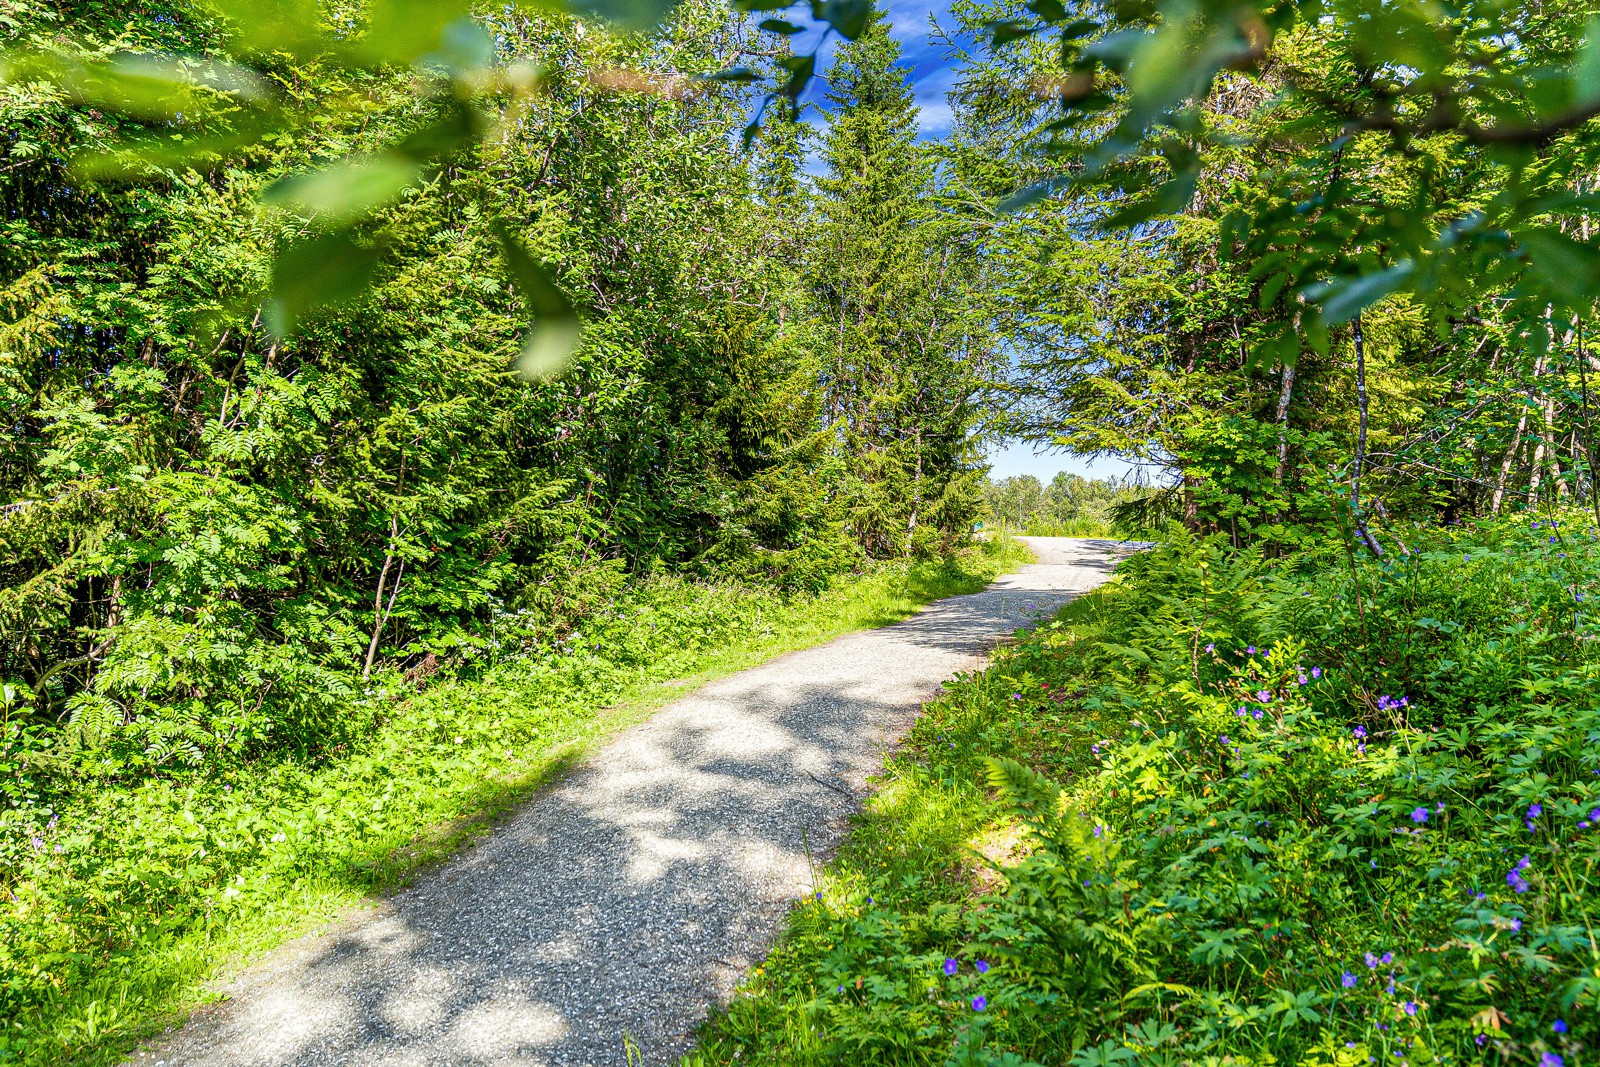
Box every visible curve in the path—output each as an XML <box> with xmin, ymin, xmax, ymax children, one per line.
<box><xmin>132</xmin><ymin>538</ymin><xmax>1133</xmax><ymax>1067</ymax></box>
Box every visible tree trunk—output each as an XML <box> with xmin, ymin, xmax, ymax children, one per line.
<box><xmin>1274</xmin><ymin>361</ymin><xmax>1296</xmax><ymax>486</ymax></box>
<box><xmin>1350</xmin><ymin>318</ymin><xmax>1383</xmax><ymax>556</ymax></box>
<box><xmin>1492</xmin><ymin>410</ymin><xmax>1528</xmax><ymax>514</ymax></box>
<box><xmin>363</xmin><ymin>517</ymin><xmax>402</xmax><ymax>681</ymax></box>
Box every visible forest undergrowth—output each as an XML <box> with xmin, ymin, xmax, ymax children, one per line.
<box><xmin>694</xmin><ymin>515</ymin><xmax>1600</xmax><ymax>1067</ymax></box>
<box><xmin>0</xmin><ymin>537</ymin><xmax>1028</xmax><ymax>1067</ymax></box>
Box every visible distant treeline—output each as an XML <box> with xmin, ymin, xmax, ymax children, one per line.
<box><xmin>980</xmin><ymin>473</ymin><xmax>1156</xmax><ymax>539</ymax></box>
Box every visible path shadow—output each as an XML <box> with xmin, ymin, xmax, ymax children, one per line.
<box><xmin>136</xmin><ymin>540</ymin><xmax>1136</xmax><ymax>1067</ymax></box>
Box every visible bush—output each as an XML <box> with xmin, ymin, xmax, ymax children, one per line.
<box><xmin>699</xmin><ymin>514</ymin><xmax>1600</xmax><ymax>1067</ymax></box>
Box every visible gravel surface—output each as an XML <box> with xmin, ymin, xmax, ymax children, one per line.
<box><xmin>131</xmin><ymin>537</ymin><xmax>1133</xmax><ymax>1067</ymax></box>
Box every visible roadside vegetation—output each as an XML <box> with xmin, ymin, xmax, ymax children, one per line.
<box><xmin>696</xmin><ymin>515</ymin><xmax>1600</xmax><ymax>1066</ymax></box>
<box><xmin>0</xmin><ymin>538</ymin><xmax>1027</xmax><ymax>1067</ymax></box>
<box><xmin>10</xmin><ymin>0</ymin><xmax>1600</xmax><ymax>1063</ymax></box>
<box><xmin>981</xmin><ymin>475</ymin><xmax>1156</xmax><ymax>540</ymax></box>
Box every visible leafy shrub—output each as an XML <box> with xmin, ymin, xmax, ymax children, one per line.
<box><xmin>700</xmin><ymin>515</ymin><xmax>1600</xmax><ymax>1067</ymax></box>
<box><xmin>0</xmin><ymin>541</ymin><xmax>1021</xmax><ymax>1067</ymax></box>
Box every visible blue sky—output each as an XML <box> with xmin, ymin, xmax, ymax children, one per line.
<box><xmin>793</xmin><ymin>0</ymin><xmax>964</xmax><ymax>138</ymax></box>
<box><xmin>796</xmin><ymin>2</ymin><xmax>1144</xmax><ymax>486</ymax></box>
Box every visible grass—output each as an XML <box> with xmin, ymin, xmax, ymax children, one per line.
<box><xmin>685</xmin><ymin>584</ymin><xmax>1128</xmax><ymax>1067</ymax></box>
<box><xmin>689</xmin><ymin>519</ymin><xmax>1600</xmax><ymax>1065</ymax></box>
<box><xmin>1</xmin><ymin>537</ymin><xmax>1032</xmax><ymax>1067</ymax></box>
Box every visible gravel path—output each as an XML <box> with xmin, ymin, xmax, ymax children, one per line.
<box><xmin>132</xmin><ymin>537</ymin><xmax>1133</xmax><ymax>1067</ymax></box>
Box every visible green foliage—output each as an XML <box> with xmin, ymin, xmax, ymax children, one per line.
<box><xmin>698</xmin><ymin>516</ymin><xmax>1600</xmax><ymax>1066</ymax></box>
<box><xmin>982</xmin><ymin>473</ymin><xmax>1155</xmax><ymax>538</ymax></box>
<box><xmin>0</xmin><ymin>1</ymin><xmax>995</xmax><ymax>781</ymax></box>
<box><xmin>0</xmin><ymin>540</ymin><xmax>1024</xmax><ymax>1067</ymax></box>
<box><xmin>809</xmin><ymin>11</ymin><xmax>995</xmax><ymax>558</ymax></box>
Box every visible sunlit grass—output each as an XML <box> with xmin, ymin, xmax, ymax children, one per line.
<box><xmin>4</xmin><ymin>539</ymin><xmax>1031</xmax><ymax>1067</ymax></box>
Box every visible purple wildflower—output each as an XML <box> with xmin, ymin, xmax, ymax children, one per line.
<box><xmin>1411</xmin><ymin>808</ymin><xmax>1428</xmax><ymax>824</ymax></box>
<box><xmin>1510</xmin><ymin>919</ymin><xmax>1522</xmax><ymax>931</ymax></box>
<box><xmin>1365</xmin><ymin>952</ymin><xmax>1379</xmax><ymax>968</ymax></box>
<box><xmin>1342</xmin><ymin>971</ymin><xmax>1358</xmax><ymax>988</ymax></box>
<box><xmin>1541</xmin><ymin>1055</ymin><xmax>1563</xmax><ymax>1067</ymax></box>
<box><xmin>1402</xmin><ymin>1001</ymin><xmax>1417</xmax><ymax>1016</ymax></box>
<box><xmin>972</xmin><ymin>995</ymin><xmax>987</xmax><ymax>1012</ymax></box>
<box><xmin>1311</xmin><ymin>666</ymin><xmax>1323</xmax><ymax>679</ymax></box>
<box><xmin>975</xmin><ymin>959</ymin><xmax>989</xmax><ymax>974</ymax></box>
<box><xmin>1247</xmin><ymin>645</ymin><xmax>1257</xmax><ymax>654</ymax></box>
<box><xmin>1256</xmin><ymin>690</ymin><xmax>1272</xmax><ymax>702</ymax></box>
<box><xmin>1554</xmin><ymin>1019</ymin><xmax>1568</xmax><ymax>1034</ymax></box>
<box><xmin>1380</xmin><ymin>952</ymin><xmax>1392</xmax><ymax>965</ymax></box>
<box><xmin>1252</xmin><ymin>708</ymin><xmax>1263</xmax><ymax>720</ymax></box>
<box><xmin>943</xmin><ymin>958</ymin><xmax>958</xmax><ymax>976</ymax></box>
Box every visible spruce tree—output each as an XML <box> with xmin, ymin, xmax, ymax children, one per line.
<box><xmin>812</xmin><ymin>7</ymin><xmax>988</xmax><ymax>557</ymax></box>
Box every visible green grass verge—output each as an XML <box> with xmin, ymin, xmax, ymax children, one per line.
<box><xmin>685</xmin><ymin>583</ymin><xmax>1127</xmax><ymax>1067</ymax></box>
<box><xmin>691</xmin><ymin>520</ymin><xmax>1600</xmax><ymax>1065</ymax></box>
<box><xmin>2</xmin><ymin>538</ymin><xmax>1031</xmax><ymax>1067</ymax></box>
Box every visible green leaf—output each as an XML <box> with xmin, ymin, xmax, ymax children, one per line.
<box><xmin>1576</xmin><ymin>18</ymin><xmax>1600</xmax><ymax>107</ymax></box>
<box><xmin>997</xmin><ymin>175</ymin><xmax>1074</xmax><ymax>214</ymax></box>
<box><xmin>701</xmin><ymin>66</ymin><xmax>761</xmax><ymax>83</ymax></box>
<box><xmin>70</xmin><ymin>121</ymin><xmax>279</xmax><ymax>177</ymax></box>
<box><xmin>814</xmin><ymin>0</ymin><xmax>873</xmax><ymax>40</ymax></box>
<box><xmin>758</xmin><ymin>18</ymin><xmax>802</xmax><ymax>35</ymax></box>
<box><xmin>564</xmin><ymin>0</ymin><xmax>683</xmax><ymax>30</ymax></box>
<box><xmin>778</xmin><ymin>53</ymin><xmax>816</xmax><ymax>102</ymax></box>
<box><xmin>202</xmin><ymin>0</ymin><xmax>326</xmax><ymax>55</ymax></box>
<box><xmin>1247</xmin><ymin>328</ymin><xmax>1296</xmax><ymax>372</ymax></box>
<box><xmin>495</xmin><ymin>226</ymin><xmax>581</xmax><ymax>380</ymax></box>
<box><xmin>1519</xmin><ymin>228</ymin><xmax>1600</xmax><ymax>301</ymax></box>
<box><xmin>267</xmin><ymin>232</ymin><xmax>381</xmax><ymax>336</ymax></box>
<box><xmin>1314</xmin><ymin>261</ymin><xmax>1416</xmax><ymax>325</ymax></box>
<box><xmin>263</xmin><ymin>154</ymin><xmax>422</xmax><ymax>223</ymax></box>
<box><xmin>1</xmin><ymin>51</ymin><xmax>266</xmax><ymax>120</ymax></box>
<box><xmin>1097</xmin><ymin>170</ymin><xmax>1196</xmax><ymax>230</ymax></box>
<box><xmin>422</xmin><ymin>17</ymin><xmax>496</xmax><ymax>74</ymax></box>
<box><xmin>356</xmin><ymin>0</ymin><xmax>473</xmax><ymax>66</ymax></box>
<box><xmin>1026</xmin><ymin>0</ymin><xmax>1067</xmax><ymax>21</ymax></box>
<box><xmin>395</xmin><ymin>99</ymin><xmax>485</xmax><ymax>159</ymax></box>
<box><xmin>989</xmin><ymin>20</ymin><xmax>1038</xmax><ymax>47</ymax></box>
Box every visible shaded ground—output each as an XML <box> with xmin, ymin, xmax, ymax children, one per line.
<box><xmin>131</xmin><ymin>538</ymin><xmax>1132</xmax><ymax>1067</ymax></box>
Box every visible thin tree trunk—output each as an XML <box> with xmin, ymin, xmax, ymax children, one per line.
<box><xmin>1274</xmin><ymin>361</ymin><xmax>1296</xmax><ymax>486</ymax></box>
<box><xmin>363</xmin><ymin>516</ymin><xmax>401</xmax><ymax>681</ymax></box>
<box><xmin>1492</xmin><ymin>410</ymin><xmax>1529</xmax><ymax>514</ymax></box>
<box><xmin>1350</xmin><ymin>318</ymin><xmax>1383</xmax><ymax>556</ymax></box>
<box><xmin>1575</xmin><ymin>320</ymin><xmax>1600</xmax><ymax>529</ymax></box>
